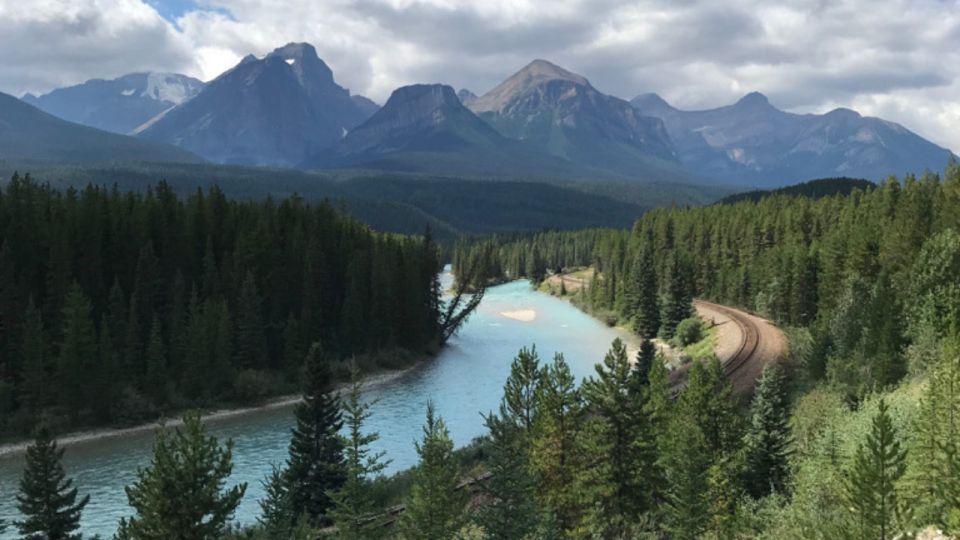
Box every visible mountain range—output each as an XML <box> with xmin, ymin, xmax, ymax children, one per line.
<box><xmin>135</xmin><ymin>43</ymin><xmax>373</xmax><ymax>166</ymax></box>
<box><xmin>632</xmin><ymin>92</ymin><xmax>954</xmax><ymax>186</ymax></box>
<box><xmin>23</xmin><ymin>73</ymin><xmax>204</xmax><ymax>134</ymax></box>
<box><xmin>10</xmin><ymin>43</ymin><xmax>956</xmax><ymax>187</ymax></box>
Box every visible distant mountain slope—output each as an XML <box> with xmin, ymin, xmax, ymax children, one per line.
<box><xmin>467</xmin><ymin>60</ymin><xmax>687</xmax><ymax>181</ymax></box>
<box><xmin>351</xmin><ymin>95</ymin><xmax>380</xmax><ymax>120</ymax></box>
<box><xmin>717</xmin><ymin>177</ymin><xmax>876</xmax><ymax>205</ymax></box>
<box><xmin>22</xmin><ymin>73</ymin><xmax>204</xmax><ymax>134</ymax></box>
<box><xmin>0</xmin><ymin>161</ymin><xmax>648</xmax><ymax>239</ymax></box>
<box><xmin>0</xmin><ymin>92</ymin><xmax>203</xmax><ymax>163</ymax></box>
<box><xmin>303</xmin><ymin>83</ymin><xmax>595</xmax><ymax>178</ymax></box>
<box><xmin>138</xmin><ymin>43</ymin><xmax>367</xmax><ymax>166</ymax></box>
<box><xmin>632</xmin><ymin>92</ymin><xmax>954</xmax><ymax>187</ymax></box>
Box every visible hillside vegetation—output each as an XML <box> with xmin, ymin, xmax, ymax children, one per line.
<box><xmin>451</xmin><ymin>162</ymin><xmax>960</xmax><ymax>537</ymax></box>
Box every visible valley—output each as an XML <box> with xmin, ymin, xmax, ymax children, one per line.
<box><xmin>2</xmin><ymin>7</ymin><xmax>960</xmax><ymax>538</ymax></box>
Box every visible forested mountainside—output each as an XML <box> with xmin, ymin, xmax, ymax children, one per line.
<box><xmin>0</xmin><ymin>174</ymin><xmax>444</xmax><ymax>437</ymax></box>
<box><xmin>0</xmin><ymin>162</ymin><xmax>730</xmax><ymax>240</ymax></box>
<box><xmin>716</xmin><ymin>177</ymin><xmax>876</xmax><ymax>205</ymax></box>
<box><xmin>450</xmin><ymin>162</ymin><xmax>960</xmax><ymax>536</ymax></box>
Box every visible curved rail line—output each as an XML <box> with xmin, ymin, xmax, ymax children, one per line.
<box><xmin>695</xmin><ymin>299</ymin><xmax>761</xmax><ymax>379</ymax></box>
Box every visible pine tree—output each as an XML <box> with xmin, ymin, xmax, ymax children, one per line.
<box><xmin>662</xmin><ymin>359</ymin><xmax>742</xmax><ymax>537</ymax></box>
<box><xmin>281</xmin><ymin>313</ymin><xmax>303</xmax><ymax>376</ymax></box>
<box><xmin>15</xmin><ymin>426</ymin><xmax>89</xmax><ymax>540</ymax></box>
<box><xmin>580</xmin><ymin>338</ymin><xmax>656</xmax><ymax>531</ymax></box>
<box><xmin>661</xmin><ymin>411</ymin><xmax>711</xmax><ymax>538</ymax></box>
<box><xmin>235</xmin><ymin>270</ymin><xmax>267</xmax><ymax>370</ymax></box>
<box><xmin>117</xmin><ymin>412</ymin><xmax>246</xmax><ymax>539</ymax></box>
<box><xmin>329</xmin><ymin>381</ymin><xmax>390</xmax><ymax>539</ymax></box>
<box><xmin>259</xmin><ymin>466</ymin><xmax>296</xmax><ymax>539</ymax></box>
<box><xmin>502</xmin><ymin>345</ymin><xmax>542</xmax><ymax>433</ymax></box>
<box><xmin>743</xmin><ymin>365</ymin><xmax>792</xmax><ymax>498</ymax></box>
<box><xmin>531</xmin><ymin>353</ymin><xmax>585</xmax><ymax>532</ymax></box>
<box><xmin>475</xmin><ymin>406</ymin><xmax>539</xmax><ymax>539</ymax></box>
<box><xmin>398</xmin><ymin>402</ymin><xmax>467</xmax><ymax>540</ymax></box>
<box><xmin>633</xmin><ymin>245</ymin><xmax>661</xmax><ymax>339</ymax></box>
<box><xmin>144</xmin><ymin>317</ymin><xmax>168</xmax><ymax>406</ymax></box>
<box><xmin>844</xmin><ymin>399</ymin><xmax>908</xmax><ymax>540</ymax></box>
<box><xmin>910</xmin><ymin>334</ymin><xmax>960</xmax><ymax>527</ymax></box>
<box><xmin>285</xmin><ymin>342</ymin><xmax>345</xmax><ymax>524</ymax></box>
<box><xmin>632</xmin><ymin>338</ymin><xmax>657</xmax><ymax>392</ymax></box>
<box><xmin>661</xmin><ymin>253</ymin><xmax>693</xmax><ymax>339</ymax></box>
<box><xmin>57</xmin><ymin>284</ymin><xmax>97</xmax><ymax>419</ymax></box>
<box><xmin>19</xmin><ymin>297</ymin><xmax>49</xmax><ymax>415</ymax></box>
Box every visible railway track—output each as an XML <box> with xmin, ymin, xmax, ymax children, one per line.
<box><xmin>695</xmin><ymin>300</ymin><xmax>761</xmax><ymax>379</ymax></box>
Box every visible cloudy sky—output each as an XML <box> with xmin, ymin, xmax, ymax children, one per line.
<box><xmin>2</xmin><ymin>0</ymin><xmax>959</xmax><ymax>150</ymax></box>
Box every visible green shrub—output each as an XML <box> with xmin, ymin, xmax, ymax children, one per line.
<box><xmin>675</xmin><ymin>317</ymin><xmax>704</xmax><ymax>346</ymax></box>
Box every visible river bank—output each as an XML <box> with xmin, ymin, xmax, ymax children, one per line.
<box><xmin>0</xmin><ymin>278</ymin><xmax>646</xmax><ymax>537</ymax></box>
<box><xmin>0</xmin><ymin>363</ymin><xmax>417</xmax><ymax>458</ymax></box>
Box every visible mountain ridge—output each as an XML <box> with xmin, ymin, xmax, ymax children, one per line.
<box><xmin>0</xmin><ymin>91</ymin><xmax>204</xmax><ymax>164</ymax></box>
<box><xmin>137</xmin><ymin>42</ymin><xmax>367</xmax><ymax>166</ymax></box>
<box><xmin>22</xmin><ymin>72</ymin><xmax>204</xmax><ymax>134</ymax></box>
<box><xmin>631</xmin><ymin>92</ymin><xmax>954</xmax><ymax>186</ymax></box>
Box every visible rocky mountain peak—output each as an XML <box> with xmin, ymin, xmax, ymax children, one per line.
<box><xmin>733</xmin><ymin>91</ymin><xmax>773</xmax><ymax>109</ymax></box>
<box><xmin>631</xmin><ymin>93</ymin><xmax>675</xmax><ymax>115</ymax></box>
<box><xmin>265</xmin><ymin>42</ymin><xmax>334</xmax><ymax>84</ymax></box>
<box><xmin>468</xmin><ymin>59</ymin><xmax>591</xmax><ymax>113</ymax></box>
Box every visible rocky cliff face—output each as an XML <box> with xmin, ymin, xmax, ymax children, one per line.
<box><xmin>22</xmin><ymin>73</ymin><xmax>204</xmax><ymax>134</ymax></box>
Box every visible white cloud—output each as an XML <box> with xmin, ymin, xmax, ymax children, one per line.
<box><xmin>1</xmin><ymin>0</ymin><xmax>958</xmax><ymax>152</ymax></box>
<box><xmin>0</xmin><ymin>0</ymin><xmax>198</xmax><ymax>95</ymax></box>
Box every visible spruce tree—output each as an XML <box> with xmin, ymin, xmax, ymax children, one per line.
<box><xmin>910</xmin><ymin>334</ymin><xmax>960</xmax><ymax>527</ymax></box>
<box><xmin>633</xmin><ymin>245</ymin><xmax>661</xmax><ymax>339</ymax></box>
<box><xmin>398</xmin><ymin>402</ymin><xmax>467</xmax><ymax>540</ymax></box>
<box><xmin>531</xmin><ymin>353</ymin><xmax>585</xmax><ymax>533</ymax></box>
<box><xmin>19</xmin><ymin>297</ymin><xmax>48</xmax><ymax>416</ymax></box>
<box><xmin>57</xmin><ymin>284</ymin><xmax>97</xmax><ymax>419</ymax></box>
<box><xmin>661</xmin><ymin>411</ymin><xmax>711</xmax><ymax>538</ymax></box>
<box><xmin>329</xmin><ymin>381</ymin><xmax>389</xmax><ymax>539</ymax></box>
<box><xmin>475</xmin><ymin>406</ymin><xmax>539</xmax><ymax>539</ymax></box>
<box><xmin>631</xmin><ymin>338</ymin><xmax>657</xmax><ymax>393</ymax></box>
<box><xmin>235</xmin><ymin>270</ymin><xmax>267</xmax><ymax>370</ymax></box>
<box><xmin>15</xmin><ymin>426</ymin><xmax>89</xmax><ymax>540</ymax></box>
<box><xmin>259</xmin><ymin>466</ymin><xmax>296</xmax><ymax>539</ymax></box>
<box><xmin>117</xmin><ymin>412</ymin><xmax>246</xmax><ymax>539</ymax></box>
<box><xmin>144</xmin><ymin>317</ymin><xmax>168</xmax><ymax>406</ymax></box>
<box><xmin>285</xmin><ymin>342</ymin><xmax>345</xmax><ymax>524</ymax></box>
<box><xmin>660</xmin><ymin>253</ymin><xmax>693</xmax><ymax>339</ymax></box>
<box><xmin>502</xmin><ymin>345</ymin><xmax>542</xmax><ymax>432</ymax></box>
<box><xmin>581</xmin><ymin>338</ymin><xmax>656</xmax><ymax>531</ymax></box>
<box><xmin>844</xmin><ymin>399</ymin><xmax>907</xmax><ymax>540</ymax></box>
<box><xmin>743</xmin><ymin>365</ymin><xmax>792</xmax><ymax>498</ymax></box>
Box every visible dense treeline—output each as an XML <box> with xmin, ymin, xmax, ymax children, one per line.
<box><xmin>449</xmin><ymin>163</ymin><xmax>960</xmax><ymax>537</ymax></box>
<box><xmin>456</xmin><ymin>163</ymin><xmax>960</xmax><ymax>393</ymax></box>
<box><xmin>12</xmin><ymin>333</ymin><xmax>960</xmax><ymax>538</ymax></box>
<box><xmin>0</xmin><ymin>162</ymin><xmax>668</xmax><ymax>240</ymax></box>
<box><xmin>0</xmin><ymin>173</ymin><xmax>444</xmax><ymax>436</ymax></box>
<box><xmin>715</xmin><ymin>176</ymin><xmax>876</xmax><ymax>205</ymax></box>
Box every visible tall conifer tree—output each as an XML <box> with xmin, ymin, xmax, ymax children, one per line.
<box><xmin>398</xmin><ymin>403</ymin><xmax>466</xmax><ymax>540</ymax></box>
<box><xmin>285</xmin><ymin>342</ymin><xmax>345</xmax><ymax>524</ymax></box>
<box><xmin>15</xmin><ymin>427</ymin><xmax>89</xmax><ymax>540</ymax></box>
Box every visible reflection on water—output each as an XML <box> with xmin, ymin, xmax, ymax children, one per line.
<box><xmin>0</xmin><ymin>276</ymin><xmax>635</xmax><ymax>538</ymax></box>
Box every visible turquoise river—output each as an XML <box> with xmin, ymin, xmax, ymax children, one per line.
<box><xmin>0</xmin><ymin>274</ymin><xmax>637</xmax><ymax>538</ymax></box>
